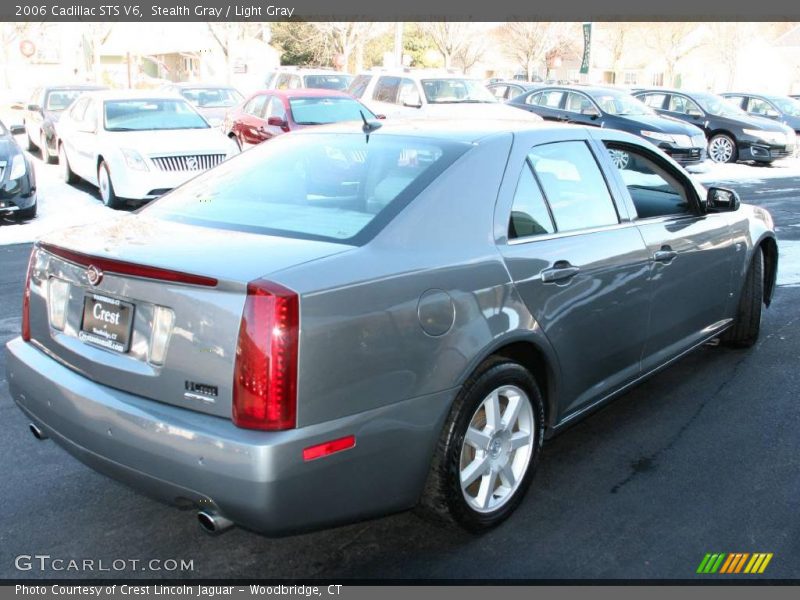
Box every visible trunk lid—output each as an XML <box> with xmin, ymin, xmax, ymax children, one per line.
<box><xmin>28</xmin><ymin>214</ymin><xmax>352</xmax><ymax>418</ymax></box>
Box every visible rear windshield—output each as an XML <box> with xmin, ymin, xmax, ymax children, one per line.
<box><xmin>289</xmin><ymin>97</ymin><xmax>374</xmax><ymax>125</ymax></box>
<box><xmin>180</xmin><ymin>87</ymin><xmax>243</xmax><ymax>108</ymax></box>
<box><xmin>45</xmin><ymin>89</ymin><xmax>83</xmax><ymax>111</ymax></box>
<box><xmin>104</xmin><ymin>99</ymin><xmax>209</xmax><ymax>131</ymax></box>
<box><xmin>144</xmin><ymin>133</ymin><xmax>467</xmax><ymax>244</ymax></box>
<box><xmin>303</xmin><ymin>75</ymin><xmax>353</xmax><ymax>91</ymax></box>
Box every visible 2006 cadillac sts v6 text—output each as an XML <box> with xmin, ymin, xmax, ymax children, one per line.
<box><xmin>5</xmin><ymin>119</ymin><xmax>777</xmax><ymax>535</ymax></box>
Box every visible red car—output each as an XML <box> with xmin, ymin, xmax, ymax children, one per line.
<box><xmin>224</xmin><ymin>89</ymin><xmax>381</xmax><ymax>149</ymax></box>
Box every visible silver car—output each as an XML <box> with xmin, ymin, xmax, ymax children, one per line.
<box><xmin>5</xmin><ymin>119</ymin><xmax>777</xmax><ymax>535</ymax></box>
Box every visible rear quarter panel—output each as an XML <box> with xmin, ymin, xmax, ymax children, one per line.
<box><xmin>273</xmin><ymin>133</ymin><xmax>557</xmax><ymax>428</ymax></box>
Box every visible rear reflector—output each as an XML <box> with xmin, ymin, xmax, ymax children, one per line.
<box><xmin>39</xmin><ymin>242</ymin><xmax>218</xmax><ymax>288</ymax></box>
<box><xmin>303</xmin><ymin>436</ymin><xmax>356</xmax><ymax>461</ymax></box>
<box><xmin>232</xmin><ymin>279</ymin><xmax>299</xmax><ymax>430</ymax></box>
<box><xmin>21</xmin><ymin>249</ymin><xmax>35</xmax><ymax>341</ymax></box>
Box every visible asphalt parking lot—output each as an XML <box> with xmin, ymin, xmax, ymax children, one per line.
<box><xmin>1</xmin><ymin>152</ymin><xmax>799</xmax><ymax>580</ymax></box>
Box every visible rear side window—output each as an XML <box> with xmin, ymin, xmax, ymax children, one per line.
<box><xmin>145</xmin><ymin>133</ymin><xmax>468</xmax><ymax>245</ymax></box>
<box><xmin>373</xmin><ymin>77</ymin><xmax>400</xmax><ymax>103</ymax></box>
<box><xmin>534</xmin><ymin>91</ymin><xmax>564</xmax><ymax>108</ymax></box>
<box><xmin>528</xmin><ymin>141</ymin><xmax>619</xmax><ymax>232</ymax></box>
<box><xmin>565</xmin><ymin>92</ymin><xmax>594</xmax><ymax>113</ymax></box>
<box><xmin>640</xmin><ymin>93</ymin><xmax>666</xmax><ymax>109</ymax></box>
<box><xmin>509</xmin><ymin>164</ymin><xmax>555</xmax><ymax>239</ymax></box>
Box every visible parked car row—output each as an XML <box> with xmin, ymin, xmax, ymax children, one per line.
<box><xmin>487</xmin><ymin>79</ymin><xmax>800</xmax><ymax>165</ymax></box>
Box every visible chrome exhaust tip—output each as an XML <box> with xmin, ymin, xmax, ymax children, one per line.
<box><xmin>29</xmin><ymin>423</ymin><xmax>48</xmax><ymax>440</ymax></box>
<box><xmin>197</xmin><ymin>510</ymin><xmax>234</xmax><ymax>535</ymax></box>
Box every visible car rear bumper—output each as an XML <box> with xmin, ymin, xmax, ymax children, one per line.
<box><xmin>6</xmin><ymin>337</ymin><xmax>452</xmax><ymax>535</ymax></box>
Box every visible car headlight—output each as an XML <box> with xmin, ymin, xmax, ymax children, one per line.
<box><xmin>743</xmin><ymin>129</ymin><xmax>786</xmax><ymax>145</ymax></box>
<box><xmin>640</xmin><ymin>130</ymin><xmax>675</xmax><ymax>143</ymax></box>
<box><xmin>9</xmin><ymin>153</ymin><xmax>27</xmax><ymax>180</ymax></box>
<box><xmin>120</xmin><ymin>148</ymin><xmax>149</xmax><ymax>171</ymax></box>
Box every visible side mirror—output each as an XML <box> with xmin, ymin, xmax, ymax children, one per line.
<box><xmin>266</xmin><ymin>116</ymin><xmax>287</xmax><ymax>127</ymax></box>
<box><xmin>9</xmin><ymin>124</ymin><xmax>25</xmax><ymax>135</ymax></box>
<box><xmin>27</xmin><ymin>104</ymin><xmax>41</xmax><ymax>112</ymax></box>
<box><xmin>706</xmin><ymin>187</ymin><xmax>740</xmax><ymax>212</ymax></box>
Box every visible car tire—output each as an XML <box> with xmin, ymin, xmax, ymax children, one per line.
<box><xmin>708</xmin><ymin>134</ymin><xmax>738</xmax><ymax>164</ymax></box>
<box><xmin>16</xmin><ymin>201</ymin><xmax>37</xmax><ymax>221</ymax></box>
<box><xmin>25</xmin><ymin>127</ymin><xmax>36</xmax><ymax>151</ymax></box>
<box><xmin>418</xmin><ymin>357</ymin><xmax>545</xmax><ymax>532</ymax></box>
<box><xmin>98</xmin><ymin>161</ymin><xmax>123</xmax><ymax>209</ymax></box>
<box><xmin>40</xmin><ymin>131</ymin><xmax>55</xmax><ymax>164</ymax></box>
<box><xmin>721</xmin><ymin>247</ymin><xmax>764</xmax><ymax>348</ymax></box>
<box><xmin>59</xmin><ymin>144</ymin><xmax>78</xmax><ymax>184</ymax></box>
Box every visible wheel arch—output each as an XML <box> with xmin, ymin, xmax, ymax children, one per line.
<box><xmin>758</xmin><ymin>235</ymin><xmax>778</xmax><ymax>307</ymax></box>
<box><xmin>458</xmin><ymin>336</ymin><xmax>560</xmax><ymax>430</ymax></box>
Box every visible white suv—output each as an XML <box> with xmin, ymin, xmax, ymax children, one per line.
<box><xmin>266</xmin><ymin>68</ymin><xmax>354</xmax><ymax>92</ymax></box>
<box><xmin>347</xmin><ymin>70</ymin><xmax>540</xmax><ymax>120</ymax></box>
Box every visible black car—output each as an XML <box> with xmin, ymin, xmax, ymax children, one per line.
<box><xmin>14</xmin><ymin>84</ymin><xmax>106</xmax><ymax>164</ymax></box>
<box><xmin>486</xmin><ymin>81</ymin><xmax>543</xmax><ymax>101</ymax></box>
<box><xmin>634</xmin><ymin>89</ymin><xmax>795</xmax><ymax>164</ymax></box>
<box><xmin>721</xmin><ymin>92</ymin><xmax>800</xmax><ymax>145</ymax></box>
<box><xmin>508</xmin><ymin>85</ymin><xmax>708</xmax><ymax>166</ymax></box>
<box><xmin>0</xmin><ymin>120</ymin><xmax>37</xmax><ymax>221</ymax></box>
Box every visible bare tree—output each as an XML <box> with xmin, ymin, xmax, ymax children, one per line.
<box><xmin>0</xmin><ymin>23</ymin><xmax>32</xmax><ymax>88</ymax></box>
<box><xmin>419</xmin><ymin>22</ymin><xmax>476</xmax><ymax>70</ymax></box>
<box><xmin>600</xmin><ymin>22</ymin><xmax>643</xmax><ymax>83</ymax></box>
<box><xmin>498</xmin><ymin>22</ymin><xmax>570</xmax><ymax>81</ymax></box>
<box><xmin>642</xmin><ymin>22</ymin><xmax>707</xmax><ymax>87</ymax></box>
<box><xmin>453</xmin><ymin>32</ymin><xmax>489</xmax><ymax>74</ymax></box>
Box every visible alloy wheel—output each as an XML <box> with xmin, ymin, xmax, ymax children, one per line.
<box><xmin>609</xmin><ymin>149</ymin><xmax>630</xmax><ymax>169</ymax></box>
<box><xmin>459</xmin><ymin>384</ymin><xmax>536</xmax><ymax>513</ymax></box>
<box><xmin>708</xmin><ymin>136</ymin><xmax>735</xmax><ymax>163</ymax></box>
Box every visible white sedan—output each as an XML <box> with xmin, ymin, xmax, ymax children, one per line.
<box><xmin>56</xmin><ymin>91</ymin><xmax>239</xmax><ymax>208</ymax></box>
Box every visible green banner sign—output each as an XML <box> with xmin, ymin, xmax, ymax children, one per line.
<box><xmin>580</xmin><ymin>22</ymin><xmax>592</xmax><ymax>75</ymax></box>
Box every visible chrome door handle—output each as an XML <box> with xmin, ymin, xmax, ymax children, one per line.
<box><xmin>653</xmin><ymin>248</ymin><xmax>678</xmax><ymax>263</ymax></box>
<box><xmin>541</xmin><ymin>262</ymin><xmax>581</xmax><ymax>283</ymax></box>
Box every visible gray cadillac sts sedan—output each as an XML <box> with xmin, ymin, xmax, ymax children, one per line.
<box><xmin>6</xmin><ymin>119</ymin><xmax>777</xmax><ymax>535</ymax></box>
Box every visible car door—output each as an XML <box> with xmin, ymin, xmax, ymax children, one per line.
<box><xmin>496</xmin><ymin>130</ymin><xmax>652</xmax><ymax>418</ymax></box>
<box><xmin>598</xmin><ymin>135</ymin><xmax>737</xmax><ymax>370</ymax></box>
<box><xmin>746</xmin><ymin>97</ymin><xmax>781</xmax><ymax>121</ymax></box>
<box><xmin>563</xmin><ymin>91</ymin><xmax>602</xmax><ymax>126</ymax></box>
<box><xmin>25</xmin><ymin>87</ymin><xmax>43</xmax><ymax>140</ymax></box>
<box><xmin>59</xmin><ymin>97</ymin><xmax>90</xmax><ymax>178</ymax></box>
<box><xmin>237</xmin><ymin>94</ymin><xmax>268</xmax><ymax>148</ymax></box>
<box><xmin>70</xmin><ymin>99</ymin><xmax>100</xmax><ymax>181</ymax></box>
<box><xmin>664</xmin><ymin>93</ymin><xmax>707</xmax><ymax>131</ymax></box>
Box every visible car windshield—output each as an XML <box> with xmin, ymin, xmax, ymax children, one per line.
<box><xmin>693</xmin><ymin>93</ymin><xmax>746</xmax><ymax>117</ymax></box>
<box><xmin>421</xmin><ymin>78</ymin><xmax>498</xmax><ymax>104</ymax></box>
<box><xmin>303</xmin><ymin>74</ymin><xmax>354</xmax><ymax>91</ymax></box>
<box><xmin>594</xmin><ymin>93</ymin><xmax>653</xmax><ymax>116</ymax></box>
<box><xmin>45</xmin><ymin>90</ymin><xmax>84</xmax><ymax>111</ymax></box>
<box><xmin>289</xmin><ymin>97</ymin><xmax>375</xmax><ymax>125</ymax></box>
<box><xmin>144</xmin><ymin>133</ymin><xmax>467</xmax><ymax>244</ymax></box>
<box><xmin>179</xmin><ymin>88</ymin><xmax>243</xmax><ymax>108</ymax></box>
<box><xmin>104</xmin><ymin>99</ymin><xmax>209</xmax><ymax>131</ymax></box>
<box><xmin>771</xmin><ymin>97</ymin><xmax>800</xmax><ymax>117</ymax></box>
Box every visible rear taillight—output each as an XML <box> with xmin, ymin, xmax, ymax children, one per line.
<box><xmin>232</xmin><ymin>279</ymin><xmax>299</xmax><ymax>430</ymax></box>
<box><xmin>21</xmin><ymin>248</ymin><xmax>35</xmax><ymax>341</ymax></box>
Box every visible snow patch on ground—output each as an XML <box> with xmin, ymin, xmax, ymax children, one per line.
<box><xmin>0</xmin><ymin>149</ymin><xmax>117</xmax><ymax>246</ymax></box>
<box><xmin>690</xmin><ymin>157</ymin><xmax>800</xmax><ymax>184</ymax></box>
<box><xmin>777</xmin><ymin>239</ymin><xmax>800</xmax><ymax>287</ymax></box>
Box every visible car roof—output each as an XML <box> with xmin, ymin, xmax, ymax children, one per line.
<box><xmin>723</xmin><ymin>91</ymin><xmax>793</xmax><ymax>101</ymax></box>
<box><xmin>43</xmin><ymin>84</ymin><xmax>107</xmax><ymax>92</ymax></box>
<box><xmin>168</xmin><ymin>83</ymin><xmax>238</xmax><ymax>90</ymax></box>
<box><xmin>488</xmin><ymin>81</ymin><xmax>542</xmax><ymax>88</ymax></box>
<box><xmin>291</xmin><ymin>117</ymin><xmax>583</xmax><ymax>144</ymax></box>
<box><xmin>75</xmin><ymin>90</ymin><xmax>194</xmax><ymax>102</ymax></box>
<box><xmin>257</xmin><ymin>89</ymin><xmax>354</xmax><ymax>99</ymax></box>
<box><xmin>532</xmin><ymin>84</ymin><xmax>631</xmax><ymax>96</ymax></box>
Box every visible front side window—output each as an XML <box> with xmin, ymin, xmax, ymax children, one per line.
<box><xmin>489</xmin><ymin>85</ymin><xmax>508</xmax><ymax>100</ymax></box>
<box><xmin>145</xmin><ymin>133</ymin><xmax>467</xmax><ymax>244</ymax></box>
<box><xmin>508</xmin><ymin>163</ymin><xmax>555</xmax><ymax>239</ymax></box>
<box><xmin>69</xmin><ymin>97</ymin><xmax>89</xmax><ymax>121</ymax></box>
<box><xmin>103</xmin><ymin>99</ymin><xmax>208</xmax><ymax>131</ymax></box>
<box><xmin>45</xmin><ymin>89</ymin><xmax>83</xmax><ymax>111</ymax></box>
<box><xmin>244</xmin><ymin>95</ymin><xmax>267</xmax><ymax>118</ymax></box>
<box><xmin>747</xmin><ymin>97</ymin><xmax>778</xmax><ymax>117</ymax></box>
<box><xmin>640</xmin><ymin>93</ymin><xmax>666</xmax><ymax>109</ymax></box>
<box><xmin>398</xmin><ymin>78</ymin><xmax>421</xmax><ymax>106</ymax></box>
<box><xmin>565</xmin><ymin>92</ymin><xmax>595</xmax><ymax>114</ymax></box>
<box><xmin>420</xmin><ymin>78</ymin><xmax>497</xmax><ymax>104</ymax></box>
<box><xmin>535</xmin><ymin>91</ymin><xmax>564</xmax><ymax>108</ymax></box>
<box><xmin>347</xmin><ymin>74</ymin><xmax>372</xmax><ymax>99</ymax></box>
<box><xmin>604</xmin><ymin>143</ymin><xmax>692</xmax><ymax>219</ymax></box>
<box><xmin>373</xmin><ymin>77</ymin><xmax>400</xmax><ymax>103</ymax></box>
<box><xmin>528</xmin><ymin>141</ymin><xmax>619</xmax><ymax>232</ymax></box>
<box><xmin>267</xmin><ymin>97</ymin><xmax>286</xmax><ymax>120</ymax></box>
